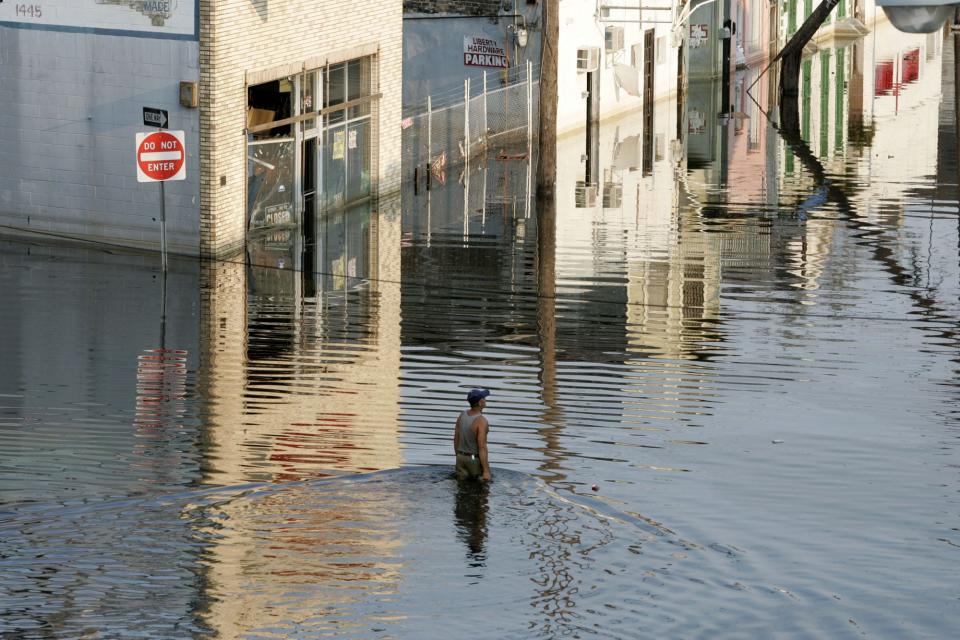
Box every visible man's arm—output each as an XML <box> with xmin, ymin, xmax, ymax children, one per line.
<box><xmin>476</xmin><ymin>417</ymin><xmax>491</xmax><ymax>481</ymax></box>
<box><xmin>453</xmin><ymin>414</ymin><xmax>461</xmax><ymax>456</ymax></box>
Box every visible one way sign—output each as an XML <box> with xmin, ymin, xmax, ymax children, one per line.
<box><xmin>143</xmin><ymin>107</ymin><xmax>169</xmax><ymax>128</ymax></box>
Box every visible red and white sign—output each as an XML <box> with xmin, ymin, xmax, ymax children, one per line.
<box><xmin>136</xmin><ymin>130</ymin><xmax>186</xmax><ymax>182</ymax></box>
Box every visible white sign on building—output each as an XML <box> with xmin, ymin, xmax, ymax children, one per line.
<box><xmin>0</xmin><ymin>1</ymin><xmax>197</xmax><ymax>37</ymax></box>
<box><xmin>689</xmin><ymin>24</ymin><xmax>709</xmax><ymax>49</ymax></box>
<box><xmin>463</xmin><ymin>36</ymin><xmax>508</xmax><ymax>68</ymax></box>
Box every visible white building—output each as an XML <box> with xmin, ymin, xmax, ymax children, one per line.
<box><xmin>0</xmin><ymin>1</ymin><xmax>402</xmax><ymax>259</ymax></box>
<box><xmin>557</xmin><ymin>1</ymin><xmax>683</xmax><ymax>134</ymax></box>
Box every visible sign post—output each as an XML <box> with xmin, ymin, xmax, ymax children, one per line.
<box><xmin>136</xmin><ymin>129</ymin><xmax>186</xmax><ymax>272</ymax></box>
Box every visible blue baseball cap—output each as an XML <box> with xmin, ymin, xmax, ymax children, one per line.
<box><xmin>466</xmin><ymin>388</ymin><xmax>490</xmax><ymax>403</ymax></box>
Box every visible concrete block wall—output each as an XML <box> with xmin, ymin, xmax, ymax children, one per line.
<box><xmin>199</xmin><ymin>0</ymin><xmax>402</xmax><ymax>259</ymax></box>
<box><xmin>0</xmin><ymin>28</ymin><xmax>201</xmax><ymax>253</ymax></box>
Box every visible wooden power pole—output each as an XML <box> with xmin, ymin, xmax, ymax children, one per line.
<box><xmin>536</xmin><ymin>0</ymin><xmax>559</xmax><ymax>200</ymax></box>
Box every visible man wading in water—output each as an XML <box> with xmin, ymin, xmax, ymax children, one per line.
<box><xmin>454</xmin><ymin>389</ymin><xmax>492</xmax><ymax>481</ymax></box>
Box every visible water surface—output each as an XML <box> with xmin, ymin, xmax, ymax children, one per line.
<box><xmin>2</xmin><ymin>22</ymin><xmax>960</xmax><ymax>639</ymax></box>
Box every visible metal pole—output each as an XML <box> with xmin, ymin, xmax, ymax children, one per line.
<box><xmin>482</xmin><ymin>160</ymin><xmax>487</xmax><ymax>228</ymax></box>
<box><xmin>427</xmin><ymin>96</ymin><xmax>432</xmax><ymax>247</ymax></box>
<box><xmin>465</xmin><ymin>78</ymin><xmax>471</xmax><ymax>161</ymax></box>
<box><xmin>160</xmin><ymin>262</ymin><xmax>167</xmax><ymax>350</ymax></box>
<box><xmin>159</xmin><ymin>181</ymin><xmax>167</xmax><ymax>272</ymax></box>
<box><xmin>464</xmin><ymin>81</ymin><xmax>471</xmax><ymax>243</ymax></box>
<box><xmin>526</xmin><ymin>59</ymin><xmax>533</xmax><ymax>219</ymax></box>
<box><xmin>483</xmin><ymin>70</ymin><xmax>488</xmax><ymax>150</ymax></box>
<box><xmin>464</xmin><ymin>156</ymin><xmax>470</xmax><ymax>243</ymax></box>
<box><xmin>527</xmin><ymin>60</ymin><xmax>533</xmax><ymax>146</ymax></box>
<box><xmin>427</xmin><ymin>96</ymin><xmax>433</xmax><ymax>174</ymax></box>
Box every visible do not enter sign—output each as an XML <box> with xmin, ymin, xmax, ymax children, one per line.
<box><xmin>136</xmin><ymin>130</ymin><xmax>186</xmax><ymax>182</ymax></box>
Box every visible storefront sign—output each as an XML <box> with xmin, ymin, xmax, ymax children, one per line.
<box><xmin>463</xmin><ymin>36</ymin><xmax>508</xmax><ymax>68</ymax></box>
<box><xmin>0</xmin><ymin>1</ymin><xmax>197</xmax><ymax>38</ymax></box>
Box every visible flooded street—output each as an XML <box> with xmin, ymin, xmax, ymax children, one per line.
<box><xmin>3</xmin><ymin>20</ymin><xmax>960</xmax><ymax>640</ymax></box>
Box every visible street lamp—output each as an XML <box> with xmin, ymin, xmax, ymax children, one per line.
<box><xmin>874</xmin><ymin>0</ymin><xmax>958</xmax><ymax>33</ymax></box>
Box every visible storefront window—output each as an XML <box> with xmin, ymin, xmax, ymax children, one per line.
<box><xmin>326</xmin><ymin>64</ymin><xmax>346</xmax><ymax>125</ymax></box>
<box><xmin>247</xmin><ymin>57</ymin><xmax>376</xmax><ymax>250</ymax></box>
<box><xmin>247</xmin><ymin>138</ymin><xmax>296</xmax><ymax>232</ymax></box>
<box><xmin>322</xmin><ymin>56</ymin><xmax>374</xmax><ymax>208</ymax></box>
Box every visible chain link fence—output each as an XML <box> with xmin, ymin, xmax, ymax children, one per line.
<box><xmin>401</xmin><ymin>62</ymin><xmax>539</xmax><ymax>188</ymax></box>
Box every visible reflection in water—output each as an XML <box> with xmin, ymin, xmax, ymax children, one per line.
<box><xmin>2</xmin><ymin>12</ymin><xmax>960</xmax><ymax>640</ymax></box>
<box><xmin>194</xmin><ymin>477</ymin><xmax>404</xmax><ymax>639</ymax></box>
<box><xmin>200</xmin><ymin>192</ymin><xmax>402</xmax><ymax>486</ymax></box>
<box><xmin>191</xmin><ymin>468</ymin><xmax>643</xmax><ymax>639</ymax></box>
<box><xmin>454</xmin><ymin>479</ymin><xmax>490</xmax><ymax>566</ymax></box>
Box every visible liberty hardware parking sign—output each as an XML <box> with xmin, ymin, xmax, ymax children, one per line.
<box><xmin>463</xmin><ymin>36</ymin><xmax>508</xmax><ymax>68</ymax></box>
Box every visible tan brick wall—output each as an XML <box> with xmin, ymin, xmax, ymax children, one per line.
<box><xmin>199</xmin><ymin>0</ymin><xmax>402</xmax><ymax>258</ymax></box>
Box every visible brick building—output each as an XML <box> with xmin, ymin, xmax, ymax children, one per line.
<box><xmin>0</xmin><ymin>1</ymin><xmax>401</xmax><ymax>259</ymax></box>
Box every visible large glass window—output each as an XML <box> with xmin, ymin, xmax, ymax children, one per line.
<box><xmin>246</xmin><ymin>56</ymin><xmax>376</xmax><ymax>230</ymax></box>
<box><xmin>247</xmin><ymin>79</ymin><xmax>296</xmax><ymax>233</ymax></box>
<box><xmin>321</xmin><ymin>57</ymin><xmax>374</xmax><ymax>209</ymax></box>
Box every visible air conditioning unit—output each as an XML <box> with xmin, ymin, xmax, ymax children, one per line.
<box><xmin>575</xmin><ymin>181</ymin><xmax>598</xmax><ymax>208</ymax></box>
<box><xmin>602</xmin><ymin>182</ymin><xmax>622</xmax><ymax>208</ymax></box>
<box><xmin>605</xmin><ymin>26</ymin><xmax>625</xmax><ymax>53</ymax></box>
<box><xmin>576</xmin><ymin>47</ymin><xmax>600</xmax><ymax>73</ymax></box>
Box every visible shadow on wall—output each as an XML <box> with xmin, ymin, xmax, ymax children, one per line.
<box><xmin>249</xmin><ymin>0</ymin><xmax>268</xmax><ymax>21</ymax></box>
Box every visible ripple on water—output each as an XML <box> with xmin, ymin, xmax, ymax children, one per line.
<box><xmin>0</xmin><ymin>467</ymin><xmax>751</xmax><ymax>638</ymax></box>
<box><xmin>6</xmin><ymin>465</ymin><xmax>936</xmax><ymax>639</ymax></box>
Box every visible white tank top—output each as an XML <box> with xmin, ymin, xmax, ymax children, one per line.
<box><xmin>456</xmin><ymin>410</ymin><xmax>487</xmax><ymax>455</ymax></box>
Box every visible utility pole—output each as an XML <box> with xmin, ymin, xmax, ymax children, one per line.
<box><xmin>954</xmin><ymin>11</ymin><xmax>959</xmax><ymax>276</ymax></box>
<box><xmin>536</xmin><ymin>0</ymin><xmax>558</xmax><ymax>200</ymax></box>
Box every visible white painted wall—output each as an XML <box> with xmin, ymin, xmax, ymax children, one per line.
<box><xmin>557</xmin><ymin>0</ymin><xmax>681</xmax><ymax>133</ymax></box>
<box><xmin>0</xmin><ymin>27</ymin><xmax>201</xmax><ymax>253</ymax></box>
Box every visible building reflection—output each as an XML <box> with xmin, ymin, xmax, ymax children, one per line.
<box><xmin>193</xmin><ymin>480</ymin><xmax>405</xmax><ymax>638</ymax></box>
<box><xmin>677</xmin><ymin>9</ymin><xmax>946</xmax><ymax>300</ymax></box>
<box><xmin>556</xmin><ymin>77</ymin><xmax>725</xmax><ymax>358</ymax></box>
<box><xmin>200</xmin><ymin>192</ymin><xmax>402</xmax><ymax>484</ymax></box>
<box><xmin>196</xmin><ymin>185</ymin><xmax>403</xmax><ymax>633</ymax></box>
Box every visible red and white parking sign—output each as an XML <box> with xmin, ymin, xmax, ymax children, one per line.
<box><xmin>136</xmin><ymin>130</ymin><xmax>186</xmax><ymax>182</ymax></box>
